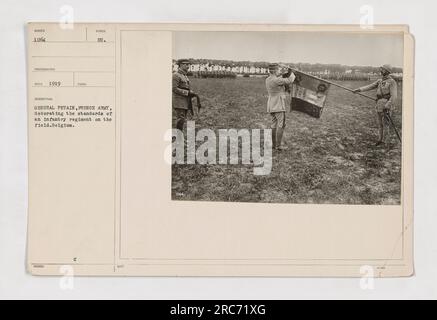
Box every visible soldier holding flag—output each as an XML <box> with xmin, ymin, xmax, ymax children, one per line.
<box><xmin>265</xmin><ymin>63</ymin><xmax>296</xmax><ymax>150</ymax></box>
<box><xmin>353</xmin><ymin>64</ymin><xmax>398</xmax><ymax>146</ymax></box>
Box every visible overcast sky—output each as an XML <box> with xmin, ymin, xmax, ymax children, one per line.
<box><xmin>173</xmin><ymin>32</ymin><xmax>403</xmax><ymax>67</ymax></box>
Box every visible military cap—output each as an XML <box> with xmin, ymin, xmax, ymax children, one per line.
<box><xmin>268</xmin><ymin>63</ymin><xmax>279</xmax><ymax>71</ymax></box>
<box><xmin>177</xmin><ymin>59</ymin><xmax>190</xmax><ymax>65</ymax></box>
<box><xmin>380</xmin><ymin>64</ymin><xmax>393</xmax><ymax>74</ymax></box>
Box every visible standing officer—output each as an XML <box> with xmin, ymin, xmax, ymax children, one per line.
<box><xmin>265</xmin><ymin>63</ymin><xmax>296</xmax><ymax>150</ymax></box>
<box><xmin>172</xmin><ymin>59</ymin><xmax>196</xmax><ymax>131</ymax></box>
<box><xmin>353</xmin><ymin>64</ymin><xmax>398</xmax><ymax>146</ymax></box>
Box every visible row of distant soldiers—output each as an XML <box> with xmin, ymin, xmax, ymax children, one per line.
<box><xmin>172</xmin><ymin>62</ymin><xmax>269</xmax><ymax>74</ymax></box>
<box><xmin>315</xmin><ymin>72</ymin><xmax>372</xmax><ymax>81</ymax></box>
<box><xmin>194</xmin><ymin>71</ymin><xmax>237</xmax><ymax>79</ymax></box>
<box><xmin>172</xmin><ymin>62</ymin><xmax>384</xmax><ymax>80</ymax></box>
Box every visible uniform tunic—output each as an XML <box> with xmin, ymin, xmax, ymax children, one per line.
<box><xmin>265</xmin><ymin>73</ymin><xmax>295</xmax><ymax>128</ymax></box>
<box><xmin>172</xmin><ymin>70</ymin><xmax>191</xmax><ymax>110</ymax></box>
<box><xmin>265</xmin><ymin>74</ymin><xmax>294</xmax><ymax>113</ymax></box>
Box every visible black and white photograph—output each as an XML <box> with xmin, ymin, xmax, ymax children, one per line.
<box><xmin>171</xmin><ymin>31</ymin><xmax>404</xmax><ymax>205</ymax></box>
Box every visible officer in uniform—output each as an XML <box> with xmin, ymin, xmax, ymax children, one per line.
<box><xmin>353</xmin><ymin>64</ymin><xmax>398</xmax><ymax>146</ymax></box>
<box><xmin>172</xmin><ymin>59</ymin><xmax>196</xmax><ymax>131</ymax></box>
<box><xmin>265</xmin><ymin>63</ymin><xmax>296</xmax><ymax>150</ymax></box>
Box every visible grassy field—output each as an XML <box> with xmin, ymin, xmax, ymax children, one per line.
<box><xmin>172</xmin><ymin>77</ymin><xmax>402</xmax><ymax>204</ymax></box>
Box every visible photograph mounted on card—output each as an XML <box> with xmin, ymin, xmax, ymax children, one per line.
<box><xmin>27</xmin><ymin>23</ymin><xmax>414</xmax><ymax>277</ymax></box>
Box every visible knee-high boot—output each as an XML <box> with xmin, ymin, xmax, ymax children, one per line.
<box><xmin>176</xmin><ymin>119</ymin><xmax>185</xmax><ymax>132</ymax></box>
<box><xmin>276</xmin><ymin>128</ymin><xmax>288</xmax><ymax>150</ymax></box>
<box><xmin>271</xmin><ymin>128</ymin><xmax>277</xmax><ymax>149</ymax></box>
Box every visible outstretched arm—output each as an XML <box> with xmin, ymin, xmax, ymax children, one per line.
<box><xmin>353</xmin><ymin>80</ymin><xmax>379</xmax><ymax>93</ymax></box>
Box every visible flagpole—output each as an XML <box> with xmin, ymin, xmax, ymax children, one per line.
<box><xmin>286</xmin><ymin>67</ymin><xmax>377</xmax><ymax>102</ymax></box>
<box><xmin>285</xmin><ymin>66</ymin><xmax>401</xmax><ymax>142</ymax></box>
